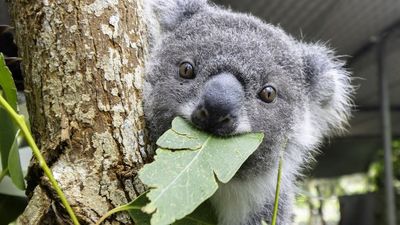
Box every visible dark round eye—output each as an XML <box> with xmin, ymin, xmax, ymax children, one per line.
<box><xmin>179</xmin><ymin>62</ymin><xmax>195</xmax><ymax>79</ymax></box>
<box><xmin>259</xmin><ymin>85</ymin><xmax>277</xmax><ymax>103</ymax></box>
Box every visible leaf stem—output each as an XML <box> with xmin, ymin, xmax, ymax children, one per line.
<box><xmin>95</xmin><ymin>204</ymin><xmax>141</xmax><ymax>225</ymax></box>
<box><xmin>0</xmin><ymin>95</ymin><xmax>80</xmax><ymax>225</ymax></box>
<box><xmin>0</xmin><ymin>168</ymin><xmax>9</xmax><ymax>183</ymax></box>
<box><xmin>270</xmin><ymin>140</ymin><xmax>286</xmax><ymax>225</ymax></box>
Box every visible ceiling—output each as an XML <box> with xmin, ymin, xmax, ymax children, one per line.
<box><xmin>213</xmin><ymin>0</ymin><xmax>400</xmax><ymax>177</ymax></box>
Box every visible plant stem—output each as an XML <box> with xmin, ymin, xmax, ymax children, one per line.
<box><xmin>271</xmin><ymin>156</ymin><xmax>283</xmax><ymax>225</ymax></box>
<box><xmin>95</xmin><ymin>204</ymin><xmax>141</xmax><ymax>225</ymax></box>
<box><xmin>0</xmin><ymin>168</ymin><xmax>9</xmax><ymax>183</ymax></box>
<box><xmin>270</xmin><ymin>140</ymin><xmax>286</xmax><ymax>225</ymax></box>
<box><xmin>0</xmin><ymin>95</ymin><xmax>80</xmax><ymax>225</ymax></box>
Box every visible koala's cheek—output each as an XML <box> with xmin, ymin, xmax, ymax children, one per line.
<box><xmin>178</xmin><ymin>100</ymin><xmax>198</xmax><ymax>121</ymax></box>
<box><xmin>245</xmin><ymin>104</ymin><xmax>293</xmax><ymax>139</ymax></box>
<box><xmin>235</xmin><ymin>110</ymin><xmax>252</xmax><ymax>133</ymax></box>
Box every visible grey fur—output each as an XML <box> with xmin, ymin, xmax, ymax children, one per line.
<box><xmin>143</xmin><ymin>1</ymin><xmax>353</xmax><ymax>224</ymax></box>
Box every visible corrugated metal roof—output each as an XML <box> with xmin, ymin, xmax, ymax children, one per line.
<box><xmin>214</xmin><ymin>0</ymin><xmax>400</xmax><ymax>55</ymax></box>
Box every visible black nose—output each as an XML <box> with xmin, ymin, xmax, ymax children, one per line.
<box><xmin>191</xmin><ymin>105</ymin><xmax>236</xmax><ymax>132</ymax></box>
<box><xmin>190</xmin><ymin>73</ymin><xmax>244</xmax><ymax>135</ymax></box>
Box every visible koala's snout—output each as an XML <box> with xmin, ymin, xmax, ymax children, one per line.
<box><xmin>190</xmin><ymin>73</ymin><xmax>244</xmax><ymax>135</ymax></box>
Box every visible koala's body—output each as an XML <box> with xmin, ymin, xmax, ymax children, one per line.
<box><xmin>143</xmin><ymin>1</ymin><xmax>352</xmax><ymax>225</ymax></box>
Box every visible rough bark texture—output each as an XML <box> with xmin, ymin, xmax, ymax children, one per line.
<box><xmin>9</xmin><ymin>0</ymin><xmax>149</xmax><ymax>224</ymax></box>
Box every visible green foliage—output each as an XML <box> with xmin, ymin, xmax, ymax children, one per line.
<box><xmin>96</xmin><ymin>191</ymin><xmax>218</xmax><ymax>225</ymax></box>
<box><xmin>96</xmin><ymin>117</ymin><xmax>264</xmax><ymax>225</ymax></box>
<box><xmin>0</xmin><ymin>53</ymin><xmax>17</xmax><ymax>110</ymax></box>
<box><xmin>368</xmin><ymin>139</ymin><xmax>400</xmax><ymax>189</ymax></box>
<box><xmin>0</xmin><ymin>53</ymin><xmax>25</xmax><ymax>190</ymax></box>
<box><xmin>127</xmin><ymin>195</ymin><xmax>218</xmax><ymax>225</ymax></box>
<box><xmin>0</xmin><ymin>194</ymin><xmax>27</xmax><ymax>225</ymax></box>
<box><xmin>364</xmin><ymin>139</ymin><xmax>400</xmax><ymax>225</ymax></box>
<box><xmin>171</xmin><ymin>201</ymin><xmax>218</xmax><ymax>225</ymax></box>
<box><xmin>7</xmin><ymin>130</ymin><xmax>25</xmax><ymax>190</ymax></box>
<box><xmin>391</xmin><ymin>140</ymin><xmax>400</xmax><ymax>183</ymax></box>
<box><xmin>0</xmin><ymin>53</ymin><xmax>79</xmax><ymax>224</ymax></box>
<box><xmin>127</xmin><ymin>192</ymin><xmax>152</xmax><ymax>225</ymax></box>
<box><xmin>139</xmin><ymin>117</ymin><xmax>264</xmax><ymax>225</ymax></box>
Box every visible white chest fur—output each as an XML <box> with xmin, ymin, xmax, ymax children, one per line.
<box><xmin>210</xmin><ymin>172</ymin><xmax>277</xmax><ymax>225</ymax></box>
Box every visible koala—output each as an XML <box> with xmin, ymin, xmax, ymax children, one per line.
<box><xmin>143</xmin><ymin>0</ymin><xmax>353</xmax><ymax>224</ymax></box>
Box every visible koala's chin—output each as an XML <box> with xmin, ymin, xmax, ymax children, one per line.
<box><xmin>178</xmin><ymin>72</ymin><xmax>251</xmax><ymax>137</ymax></box>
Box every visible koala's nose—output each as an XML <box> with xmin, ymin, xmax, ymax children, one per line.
<box><xmin>191</xmin><ymin>105</ymin><xmax>236</xmax><ymax>131</ymax></box>
<box><xmin>190</xmin><ymin>73</ymin><xmax>244</xmax><ymax>135</ymax></box>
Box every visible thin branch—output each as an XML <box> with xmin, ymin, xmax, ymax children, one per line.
<box><xmin>0</xmin><ymin>94</ymin><xmax>80</xmax><ymax>225</ymax></box>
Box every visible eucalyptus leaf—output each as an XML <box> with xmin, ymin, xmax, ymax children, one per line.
<box><xmin>0</xmin><ymin>109</ymin><xmax>17</xmax><ymax>170</ymax></box>
<box><xmin>126</xmin><ymin>192</ymin><xmax>217</xmax><ymax>225</ymax></box>
<box><xmin>172</xmin><ymin>201</ymin><xmax>218</xmax><ymax>225</ymax></box>
<box><xmin>0</xmin><ymin>53</ymin><xmax>17</xmax><ymax>110</ymax></box>
<box><xmin>127</xmin><ymin>192</ymin><xmax>152</xmax><ymax>225</ymax></box>
<box><xmin>139</xmin><ymin>117</ymin><xmax>264</xmax><ymax>225</ymax></box>
<box><xmin>8</xmin><ymin>129</ymin><xmax>25</xmax><ymax>190</ymax></box>
<box><xmin>0</xmin><ymin>53</ymin><xmax>19</xmax><ymax>171</ymax></box>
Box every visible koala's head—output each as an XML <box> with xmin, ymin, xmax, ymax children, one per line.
<box><xmin>144</xmin><ymin>0</ymin><xmax>352</xmax><ymax>172</ymax></box>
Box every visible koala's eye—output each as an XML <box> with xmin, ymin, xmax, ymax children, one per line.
<box><xmin>259</xmin><ymin>86</ymin><xmax>277</xmax><ymax>103</ymax></box>
<box><xmin>179</xmin><ymin>62</ymin><xmax>195</xmax><ymax>79</ymax></box>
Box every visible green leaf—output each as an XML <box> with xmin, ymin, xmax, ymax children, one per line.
<box><xmin>139</xmin><ymin>117</ymin><xmax>264</xmax><ymax>225</ymax></box>
<box><xmin>8</xmin><ymin>129</ymin><xmax>25</xmax><ymax>190</ymax></box>
<box><xmin>0</xmin><ymin>53</ymin><xmax>19</xmax><ymax>171</ymax></box>
<box><xmin>96</xmin><ymin>191</ymin><xmax>217</xmax><ymax>225</ymax></box>
<box><xmin>172</xmin><ymin>201</ymin><xmax>218</xmax><ymax>225</ymax></box>
<box><xmin>95</xmin><ymin>192</ymin><xmax>150</xmax><ymax>225</ymax></box>
<box><xmin>155</xmin><ymin>118</ymin><xmax>207</xmax><ymax>150</ymax></box>
<box><xmin>128</xmin><ymin>194</ymin><xmax>217</xmax><ymax>225</ymax></box>
<box><xmin>0</xmin><ymin>53</ymin><xmax>17</xmax><ymax>110</ymax></box>
<box><xmin>0</xmin><ymin>168</ymin><xmax>8</xmax><ymax>183</ymax></box>
<box><xmin>0</xmin><ymin>109</ymin><xmax>18</xmax><ymax>170</ymax></box>
<box><xmin>127</xmin><ymin>192</ymin><xmax>152</xmax><ymax>225</ymax></box>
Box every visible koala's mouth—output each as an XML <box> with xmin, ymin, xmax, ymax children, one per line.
<box><xmin>189</xmin><ymin>109</ymin><xmax>236</xmax><ymax>135</ymax></box>
<box><xmin>192</xmin><ymin>120</ymin><xmax>239</xmax><ymax>137</ymax></box>
<box><xmin>178</xmin><ymin>103</ymin><xmax>252</xmax><ymax>137</ymax></box>
<box><xmin>178</xmin><ymin>112</ymin><xmax>251</xmax><ymax>137</ymax></box>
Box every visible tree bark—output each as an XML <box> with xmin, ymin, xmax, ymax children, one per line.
<box><xmin>9</xmin><ymin>0</ymin><xmax>149</xmax><ymax>224</ymax></box>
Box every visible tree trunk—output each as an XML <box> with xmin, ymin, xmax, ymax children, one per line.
<box><xmin>9</xmin><ymin>0</ymin><xmax>149</xmax><ymax>224</ymax></box>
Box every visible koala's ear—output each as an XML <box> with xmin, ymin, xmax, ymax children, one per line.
<box><xmin>144</xmin><ymin>0</ymin><xmax>207</xmax><ymax>44</ymax></box>
<box><xmin>302</xmin><ymin>44</ymin><xmax>353</xmax><ymax>132</ymax></box>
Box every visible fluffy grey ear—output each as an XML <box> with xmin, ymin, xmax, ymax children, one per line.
<box><xmin>302</xmin><ymin>44</ymin><xmax>353</xmax><ymax>134</ymax></box>
<box><xmin>144</xmin><ymin>0</ymin><xmax>207</xmax><ymax>46</ymax></box>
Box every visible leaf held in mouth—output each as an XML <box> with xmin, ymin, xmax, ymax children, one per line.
<box><xmin>139</xmin><ymin>117</ymin><xmax>264</xmax><ymax>225</ymax></box>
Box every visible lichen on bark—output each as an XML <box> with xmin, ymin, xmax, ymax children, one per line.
<box><xmin>9</xmin><ymin>0</ymin><xmax>149</xmax><ymax>224</ymax></box>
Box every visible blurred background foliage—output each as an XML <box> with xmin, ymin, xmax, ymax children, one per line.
<box><xmin>294</xmin><ymin>140</ymin><xmax>400</xmax><ymax>225</ymax></box>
